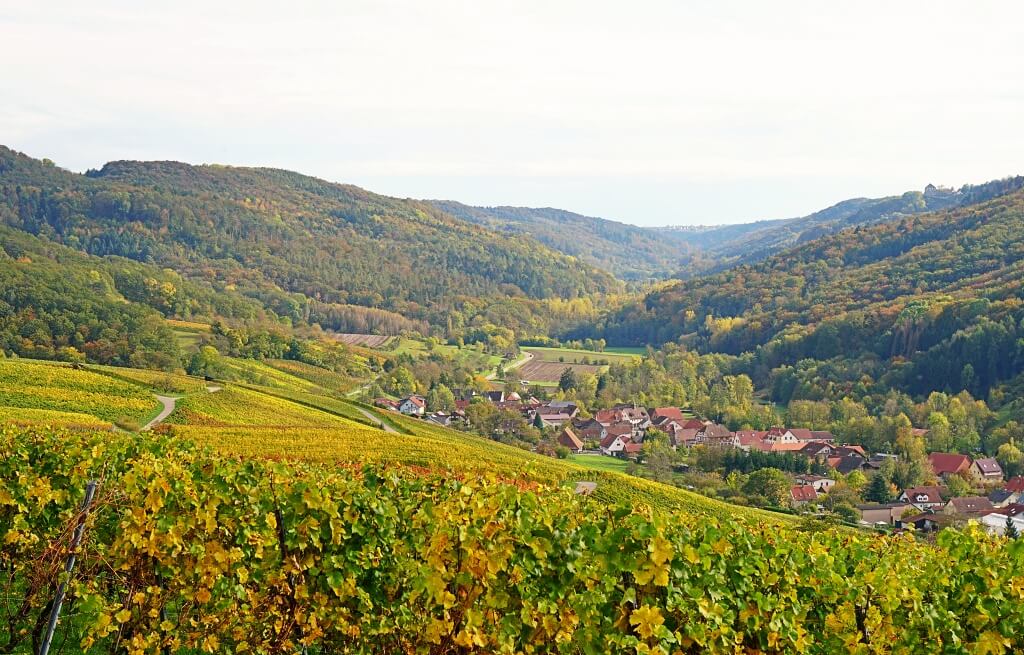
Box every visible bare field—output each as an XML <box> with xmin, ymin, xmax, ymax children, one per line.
<box><xmin>516</xmin><ymin>359</ymin><xmax>603</xmax><ymax>383</ymax></box>
<box><xmin>332</xmin><ymin>333</ymin><xmax>392</xmax><ymax>348</ymax></box>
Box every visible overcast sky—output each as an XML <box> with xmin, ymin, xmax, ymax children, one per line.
<box><xmin>2</xmin><ymin>1</ymin><xmax>1022</xmax><ymax>226</ymax></box>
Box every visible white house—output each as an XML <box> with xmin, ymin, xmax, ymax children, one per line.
<box><xmin>599</xmin><ymin>433</ymin><xmax>628</xmax><ymax>456</ymax></box>
<box><xmin>398</xmin><ymin>395</ymin><xmax>426</xmax><ymax>416</ymax></box>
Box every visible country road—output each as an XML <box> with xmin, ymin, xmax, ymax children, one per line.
<box><xmin>142</xmin><ymin>395</ymin><xmax>177</xmax><ymax>431</ymax></box>
<box><xmin>358</xmin><ymin>407</ymin><xmax>397</xmax><ymax>433</ymax></box>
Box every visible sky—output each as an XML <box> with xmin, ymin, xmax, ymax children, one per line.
<box><xmin>2</xmin><ymin>1</ymin><xmax>1023</xmax><ymax>226</ymax></box>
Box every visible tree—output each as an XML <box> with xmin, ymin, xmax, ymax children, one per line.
<box><xmin>864</xmin><ymin>473</ymin><xmax>893</xmax><ymax>503</ymax></box>
<box><xmin>1006</xmin><ymin>515</ymin><xmax>1020</xmax><ymax>540</ymax></box>
<box><xmin>845</xmin><ymin>470</ymin><xmax>868</xmax><ymax>493</ymax></box>
<box><xmin>742</xmin><ymin>468</ymin><xmax>790</xmax><ymax>507</ymax></box>
<box><xmin>558</xmin><ymin>367</ymin><xmax>578</xmax><ymax>392</ymax></box>
<box><xmin>945</xmin><ymin>473</ymin><xmax>974</xmax><ymax>498</ymax></box>
<box><xmin>997</xmin><ymin>440</ymin><xmax>1024</xmax><ymax>479</ymax></box>
<box><xmin>426</xmin><ymin>384</ymin><xmax>455</xmax><ymax>412</ymax></box>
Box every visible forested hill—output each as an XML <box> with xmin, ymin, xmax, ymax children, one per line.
<box><xmin>577</xmin><ymin>180</ymin><xmax>1024</xmax><ymax>401</ymax></box>
<box><xmin>655</xmin><ymin>180</ymin><xmax>1024</xmax><ymax>276</ymax></box>
<box><xmin>428</xmin><ymin>200</ymin><xmax>686</xmax><ymax>281</ymax></box>
<box><xmin>0</xmin><ymin>146</ymin><xmax>620</xmax><ymax>338</ymax></box>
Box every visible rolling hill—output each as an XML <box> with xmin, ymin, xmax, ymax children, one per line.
<box><xmin>428</xmin><ymin>201</ymin><xmax>687</xmax><ymax>280</ymax></box>
<box><xmin>578</xmin><ymin>182</ymin><xmax>1024</xmax><ymax>403</ymax></box>
<box><xmin>0</xmin><ymin>146</ymin><xmax>620</xmax><ymax>341</ymax></box>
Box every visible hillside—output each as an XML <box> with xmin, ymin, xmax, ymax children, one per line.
<box><xmin>579</xmin><ymin>184</ymin><xmax>1024</xmax><ymax>403</ymax></box>
<box><xmin>655</xmin><ymin>179</ymin><xmax>1024</xmax><ymax>275</ymax></box>
<box><xmin>429</xmin><ymin>201</ymin><xmax>686</xmax><ymax>280</ymax></box>
<box><xmin>0</xmin><ymin>146</ymin><xmax>620</xmax><ymax>341</ymax></box>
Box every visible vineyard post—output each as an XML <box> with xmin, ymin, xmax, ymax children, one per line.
<box><xmin>39</xmin><ymin>479</ymin><xmax>98</xmax><ymax>655</ymax></box>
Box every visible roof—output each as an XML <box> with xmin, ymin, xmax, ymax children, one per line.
<box><xmin>699</xmin><ymin>423</ymin><xmax>732</xmax><ymax>438</ymax></box>
<box><xmin>788</xmin><ymin>428</ymin><xmax>814</xmax><ymax>441</ymax></box>
<box><xmin>681</xmin><ymin>418</ymin><xmax>705</xmax><ymax>430</ymax></box>
<box><xmin>1006</xmin><ymin>476</ymin><xmax>1024</xmax><ymax>493</ymax></box>
<box><xmin>402</xmin><ymin>396</ymin><xmax>426</xmax><ymax>407</ymax></box>
<box><xmin>902</xmin><ymin>486</ymin><xmax>946</xmax><ymax>504</ymax></box>
<box><xmin>623</xmin><ymin>442</ymin><xmax>643</xmax><ymax>454</ymax></box>
<box><xmin>988</xmin><ymin>489</ymin><xmax>1016</xmax><ymax>504</ymax></box>
<box><xmin>559</xmin><ymin>428</ymin><xmax>583</xmax><ymax>450</ymax></box>
<box><xmin>834</xmin><ymin>445</ymin><xmax>867</xmax><ymax>458</ymax></box>
<box><xmin>801</xmin><ymin>442</ymin><xmax>833</xmax><ymax>456</ymax></box>
<box><xmin>605</xmin><ymin>423</ymin><xmax>634</xmax><ymax>437</ymax></box>
<box><xmin>651</xmin><ymin>407</ymin><xmax>686</xmax><ymax>422</ymax></box>
<box><xmin>833</xmin><ymin>455</ymin><xmax>866</xmax><ymax>475</ymax></box>
<box><xmin>600</xmin><ymin>433</ymin><xmax>624</xmax><ymax>449</ymax></box>
<box><xmin>947</xmin><ymin>496</ymin><xmax>994</xmax><ymax>514</ymax></box>
<box><xmin>790</xmin><ymin>485</ymin><xmax>818</xmax><ymax>502</ymax></box>
<box><xmin>928</xmin><ymin>452</ymin><xmax>972</xmax><ymax>476</ymax></box>
<box><xmin>810</xmin><ymin>430</ymin><xmax>836</xmax><ymax>442</ymax></box>
<box><xmin>973</xmin><ymin>458</ymin><xmax>1003</xmax><ymax>475</ymax></box>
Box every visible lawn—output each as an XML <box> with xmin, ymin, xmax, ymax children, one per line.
<box><xmin>524</xmin><ymin>346</ymin><xmax>641</xmax><ymax>365</ymax></box>
<box><xmin>569</xmin><ymin>453</ymin><xmax>629</xmax><ymax>474</ymax></box>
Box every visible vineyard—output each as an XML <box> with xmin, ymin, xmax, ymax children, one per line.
<box><xmin>0</xmin><ymin>360</ymin><xmax>160</xmax><ymax>425</ymax></box>
<box><xmin>3</xmin><ymin>426</ymin><xmax>1023</xmax><ymax>654</ymax></box>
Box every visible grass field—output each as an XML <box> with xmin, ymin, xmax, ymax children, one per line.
<box><xmin>569</xmin><ymin>453</ymin><xmax>630</xmax><ymax>473</ymax></box>
<box><xmin>526</xmin><ymin>346</ymin><xmax>642</xmax><ymax>365</ymax></box>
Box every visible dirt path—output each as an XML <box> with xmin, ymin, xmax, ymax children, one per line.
<box><xmin>486</xmin><ymin>350</ymin><xmax>534</xmax><ymax>381</ymax></box>
<box><xmin>358</xmin><ymin>407</ymin><xmax>398</xmax><ymax>433</ymax></box>
<box><xmin>142</xmin><ymin>395</ymin><xmax>177</xmax><ymax>431</ymax></box>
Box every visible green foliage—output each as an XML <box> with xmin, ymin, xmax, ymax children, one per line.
<box><xmin>8</xmin><ymin>426</ymin><xmax>1024</xmax><ymax>654</ymax></box>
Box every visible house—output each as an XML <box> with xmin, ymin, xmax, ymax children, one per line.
<box><xmin>899</xmin><ymin>486</ymin><xmax>947</xmax><ymax>510</ymax></box>
<box><xmin>943</xmin><ymin>496</ymin><xmax>994</xmax><ymax>516</ymax></box>
<box><xmin>1005</xmin><ymin>476</ymin><xmax>1024</xmax><ymax>494</ymax></box>
<box><xmin>650</xmin><ymin>407</ymin><xmax>687</xmax><ymax>423</ymax></box>
<box><xmin>544</xmin><ymin>400</ymin><xmax>579</xmax><ymax>417</ymax></box>
<box><xmin>695</xmin><ymin>423</ymin><xmax>736</xmax><ymax>448</ymax></box>
<box><xmin>980</xmin><ymin>512</ymin><xmax>1024</xmax><ymax>536</ymax></box>
<box><xmin>970</xmin><ymin>458</ymin><xmax>1003</xmax><ymax>484</ymax></box>
<box><xmin>790</xmin><ymin>484</ymin><xmax>818</xmax><ymax>507</ymax></box>
<box><xmin>374</xmin><ymin>398</ymin><xmax>400</xmax><ymax>411</ymax></box>
<box><xmin>830</xmin><ymin>455</ymin><xmax>867</xmax><ymax>475</ymax></box>
<box><xmin>623</xmin><ymin>442</ymin><xmax>643</xmax><ymax>459</ymax></box>
<box><xmin>483</xmin><ymin>390</ymin><xmax>506</xmax><ymax>403</ymax></box>
<box><xmin>833</xmin><ymin>445</ymin><xmax>867</xmax><ymax>460</ymax></box>
<box><xmin>794</xmin><ymin>474</ymin><xmax>836</xmax><ymax>494</ymax></box>
<box><xmin>856</xmin><ymin>503</ymin><xmax>911</xmax><ymax>526</ymax></box>
<box><xmin>599</xmin><ymin>433</ymin><xmax>629</xmax><ymax>456</ymax></box>
<box><xmin>763</xmin><ymin>428</ymin><xmax>800</xmax><ymax>446</ymax></box>
<box><xmin>801</xmin><ymin>441</ymin><xmax>834</xmax><ymax>458</ymax></box>
<box><xmin>538</xmin><ymin>412</ymin><xmax>573</xmax><ymax>428</ymax></box>
<box><xmin>558</xmin><ymin>427</ymin><xmax>584</xmax><ymax>453</ymax></box>
<box><xmin>901</xmin><ymin>511</ymin><xmax>957</xmax><ymax>533</ymax></box>
<box><xmin>398</xmin><ymin>395</ymin><xmax>426</xmax><ymax>416</ymax></box>
<box><xmin>426</xmin><ymin>412</ymin><xmax>453</xmax><ymax>427</ymax></box>
<box><xmin>810</xmin><ymin>430</ymin><xmax>836</xmax><ymax>443</ymax></box>
<box><xmin>787</xmin><ymin>428</ymin><xmax>815</xmax><ymax>442</ymax></box>
<box><xmin>673</xmin><ymin>428</ymin><xmax>701</xmax><ymax>449</ymax></box>
<box><xmin>928</xmin><ymin>452</ymin><xmax>972</xmax><ymax>480</ymax></box>
<box><xmin>572</xmin><ymin>417</ymin><xmax>607</xmax><ymax>442</ymax></box>
<box><xmin>988</xmin><ymin>488</ymin><xmax>1020</xmax><ymax>508</ymax></box>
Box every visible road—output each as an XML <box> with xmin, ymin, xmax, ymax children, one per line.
<box><xmin>142</xmin><ymin>395</ymin><xmax>177</xmax><ymax>431</ymax></box>
<box><xmin>358</xmin><ymin>407</ymin><xmax>397</xmax><ymax>433</ymax></box>
<box><xmin>486</xmin><ymin>350</ymin><xmax>533</xmax><ymax>381</ymax></box>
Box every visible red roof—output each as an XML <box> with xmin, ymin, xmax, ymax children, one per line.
<box><xmin>623</xmin><ymin>442</ymin><xmax>643</xmax><ymax>454</ymax></box>
<box><xmin>600</xmin><ymin>433</ymin><xmax>623</xmax><ymax>449</ymax></box>
<box><xmin>606</xmin><ymin>423</ymin><xmax>633</xmax><ymax>437</ymax></box>
<box><xmin>788</xmin><ymin>428</ymin><xmax>814</xmax><ymax>441</ymax></box>
<box><xmin>928</xmin><ymin>452</ymin><xmax>972</xmax><ymax>476</ymax></box>
<box><xmin>1006</xmin><ymin>476</ymin><xmax>1024</xmax><ymax>493</ymax></box>
<box><xmin>651</xmin><ymin>407</ymin><xmax>686</xmax><ymax>422</ymax></box>
<box><xmin>559</xmin><ymin>428</ymin><xmax>583</xmax><ymax>451</ymax></box>
<box><xmin>790</xmin><ymin>485</ymin><xmax>818</xmax><ymax>502</ymax></box>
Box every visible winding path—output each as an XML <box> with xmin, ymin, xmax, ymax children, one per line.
<box><xmin>142</xmin><ymin>395</ymin><xmax>177</xmax><ymax>431</ymax></box>
<box><xmin>357</xmin><ymin>407</ymin><xmax>398</xmax><ymax>433</ymax></box>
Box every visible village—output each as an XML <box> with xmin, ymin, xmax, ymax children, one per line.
<box><xmin>378</xmin><ymin>389</ymin><xmax>1024</xmax><ymax>537</ymax></box>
